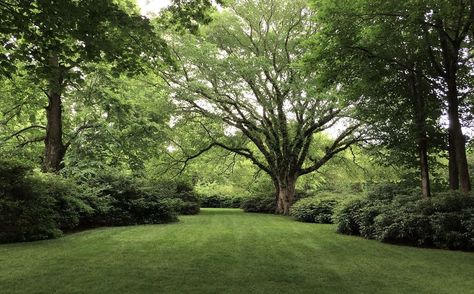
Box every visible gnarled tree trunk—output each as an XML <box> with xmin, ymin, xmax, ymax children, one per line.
<box><xmin>274</xmin><ymin>175</ymin><xmax>297</xmax><ymax>215</ymax></box>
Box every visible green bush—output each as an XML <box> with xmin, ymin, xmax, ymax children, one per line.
<box><xmin>0</xmin><ymin>160</ymin><xmax>89</xmax><ymax>243</ymax></box>
<box><xmin>241</xmin><ymin>194</ymin><xmax>275</xmax><ymax>213</ymax></box>
<box><xmin>334</xmin><ymin>184</ymin><xmax>474</xmax><ymax>250</ymax></box>
<box><xmin>199</xmin><ymin>194</ymin><xmax>245</xmax><ymax>208</ymax></box>
<box><xmin>179</xmin><ymin>200</ymin><xmax>201</xmax><ymax>215</ymax></box>
<box><xmin>0</xmin><ymin>162</ymin><xmax>201</xmax><ymax>243</ymax></box>
<box><xmin>334</xmin><ymin>198</ymin><xmax>369</xmax><ymax>235</ymax></box>
<box><xmin>367</xmin><ymin>183</ymin><xmax>415</xmax><ymax>201</ymax></box>
<box><xmin>146</xmin><ymin>180</ymin><xmax>200</xmax><ymax>215</ymax></box>
<box><xmin>290</xmin><ymin>197</ymin><xmax>339</xmax><ymax>223</ymax></box>
<box><xmin>78</xmin><ymin>171</ymin><xmax>181</xmax><ymax>226</ymax></box>
<box><xmin>373</xmin><ymin>206</ymin><xmax>433</xmax><ymax>246</ymax></box>
<box><xmin>128</xmin><ymin>197</ymin><xmax>178</xmax><ymax>224</ymax></box>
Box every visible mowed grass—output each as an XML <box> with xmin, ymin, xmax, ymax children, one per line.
<box><xmin>0</xmin><ymin>209</ymin><xmax>473</xmax><ymax>294</ymax></box>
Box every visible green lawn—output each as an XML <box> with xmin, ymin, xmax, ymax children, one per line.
<box><xmin>0</xmin><ymin>208</ymin><xmax>473</xmax><ymax>294</ymax></box>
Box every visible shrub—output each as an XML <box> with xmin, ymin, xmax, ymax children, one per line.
<box><xmin>0</xmin><ymin>160</ymin><xmax>89</xmax><ymax>243</ymax></box>
<box><xmin>290</xmin><ymin>197</ymin><xmax>339</xmax><ymax>223</ymax></box>
<box><xmin>367</xmin><ymin>183</ymin><xmax>415</xmax><ymax>201</ymax></box>
<box><xmin>152</xmin><ymin>180</ymin><xmax>200</xmax><ymax>215</ymax></box>
<box><xmin>128</xmin><ymin>197</ymin><xmax>178</xmax><ymax>224</ymax></box>
<box><xmin>199</xmin><ymin>194</ymin><xmax>245</xmax><ymax>208</ymax></box>
<box><xmin>179</xmin><ymin>200</ymin><xmax>201</xmax><ymax>215</ymax></box>
<box><xmin>141</xmin><ymin>180</ymin><xmax>200</xmax><ymax>214</ymax></box>
<box><xmin>429</xmin><ymin>196</ymin><xmax>474</xmax><ymax>250</ymax></box>
<box><xmin>241</xmin><ymin>194</ymin><xmax>275</xmax><ymax>213</ymax></box>
<box><xmin>78</xmin><ymin>171</ymin><xmax>181</xmax><ymax>226</ymax></box>
<box><xmin>373</xmin><ymin>208</ymin><xmax>433</xmax><ymax>246</ymax></box>
<box><xmin>335</xmin><ymin>184</ymin><xmax>474</xmax><ymax>250</ymax></box>
<box><xmin>0</xmin><ymin>162</ymin><xmax>199</xmax><ymax>243</ymax></box>
<box><xmin>334</xmin><ymin>198</ymin><xmax>369</xmax><ymax>235</ymax></box>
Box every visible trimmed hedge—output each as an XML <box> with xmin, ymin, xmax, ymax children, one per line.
<box><xmin>290</xmin><ymin>196</ymin><xmax>339</xmax><ymax>223</ymax></box>
<box><xmin>334</xmin><ymin>185</ymin><xmax>474</xmax><ymax>250</ymax></box>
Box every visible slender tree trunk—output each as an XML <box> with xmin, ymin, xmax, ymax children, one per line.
<box><xmin>275</xmin><ymin>175</ymin><xmax>297</xmax><ymax>215</ymax></box>
<box><xmin>448</xmin><ymin>129</ymin><xmax>459</xmax><ymax>190</ymax></box>
<box><xmin>42</xmin><ymin>55</ymin><xmax>65</xmax><ymax>173</ymax></box>
<box><xmin>411</xmin><ymin>71</ymin><xmax>431</xmax><ymax>198</ymax></box>
<box><xmin>418</xmin><ymin>137</ymin><xmax>431</xmax><ymax>198</ymax></box>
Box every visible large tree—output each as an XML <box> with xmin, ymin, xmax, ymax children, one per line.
<box><xmin>0</xmin><ymin>0</ymin><xmax>167</xmax><ymax>172</ymax></box>
<box><xmin>159</xmin><ymin>0</ymin><xmax>362</xmax><ymax>214</ymax></box>
<box><xmin>424</xmin><ymin>0</ymin><xmax>474</xmax><ymax>193</ymax></box>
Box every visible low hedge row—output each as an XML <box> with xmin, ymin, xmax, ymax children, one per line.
<box><xmin>199</xmin><ymin>194</ymin><xmax>245</xmax><ymax>208</ymax></box>
<box><xmin>241</xmin><ymin>194</ymin><xmax>275</xmax><ymax>213</ymax></box>
<box><xmin>334</xmin><ymin>186</ymin><xmax>474</xmax><ymax>250</ymax></box>
<box><xmin>290</xmin><ymin>197</ymin><xmax>339</xmax><ymax>223</ymax></box>
<box><xmin>0</xmin><ymin>160</ymin><xmax>91</xmax><ymax>243</ymax></box>
<box><xmin>0</xmin><ymin>160</ymin><xmax>200</xmax><ymax>243</ymax></box>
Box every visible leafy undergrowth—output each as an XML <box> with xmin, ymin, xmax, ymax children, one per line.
<box><xmin>0</xmin><ymin>209</ymin><xmax>473</xmax><ymax>294</ymax></box>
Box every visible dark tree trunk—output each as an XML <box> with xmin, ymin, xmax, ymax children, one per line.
<box><xmin>436</xmin><ymin>21</ymin><xmax>471</xmax><ymax>193</ymax></box>
<box><xmin>275</xmin><ymin>175</ymin><xmax>297</xmax><ymax>215</ymax></box>
<box><xmin>418</xmin><ymin>136</ymin><xmax>431</xmax><ymax>198</ymax></box>
<box><xmin>42</xmin><ymin>55</ymin><xmax>65</xmax><ymax>173</ymax></box>
<box><xmin>448</xmin><ymin>129</ymin><xmax>459</xmax><ymax>190</ymax></box>
<box><xmin>411</xmin><ymin>71</ymin><xmax>431</xmax><ymax>198</ymax></box>
<box><xmin>447</xmin><ymin>82</ymin><xmax>471</xmax><ymax>193</ymax></box>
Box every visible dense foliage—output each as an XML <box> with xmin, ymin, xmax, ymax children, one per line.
<box><xmin>241</xmin><ymin>194</ymin><xmax>276</xmax><ymax>213</ymax></box>
<box><xmin>0</xmin><ymin>160</ymin><xmax>89</xmax><ymax>242</ymax></box>
<box><xmin>0</xmin><ymin>160</ymin><xmax>201</xmax><ymax>243</ymax></box>
<box><xmin>290</xmin><ymin>196</ymin><xmax>339</xmax><ymax>223</ymax></box>
<box><xmin>199</xmin><ymin>194</ymin><xmax>245</xmax><ymax>208</ymax></box>
<box><xmin>334</xmin><ymin>185</ymin><xmax>474</xmax><ymax>250</ymax></box>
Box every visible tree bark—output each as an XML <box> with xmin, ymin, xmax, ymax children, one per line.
<box><xmin>411</xmin><ymin>71</ymin><xmax>431</xmax><ymax>198</ymax></box>
<box><xmin>418</xmin><ymin>136</ymin><xmax>431</xmax><ymax>198</ymax></box>
<box><xmin>448</xmin><ymin>129</ymin><xmax>459</xmax><ymax>190</ymax></box>
<box><xmin>446</xmin><ymin>82</ymin><xmax>471</xmax><ymax>193</ymax></box>
<box><xmin>42</xmin><ymin>55</ymin><xmax>65</xmax><ymax>173</ymax></box>
<box><xmin>436</xmin><ymin>18</ymin><xmax>471</xmax><ymax>193</ymax></box>
<box><xmin>275</xmin><ymin>175</ymin><xmax>297</xmax><ymax>215</ymax></box>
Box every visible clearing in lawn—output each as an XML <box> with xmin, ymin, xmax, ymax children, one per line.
<box><xmin>0</xmin><ymin>208</ymin><xmax>473</xmax><ymax>294</ymax></box>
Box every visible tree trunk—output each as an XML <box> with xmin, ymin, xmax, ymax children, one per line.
<box><xmin>275</xmin><ymin>175</ymin><xmax>297</xmax><ymax>215</ymax></box>
<box><xmin>42</xmin><ymin>55</ymin><xmax>65</xmax><ymax>173</ymax></box>
<box><xmin>418</xmin><ymin>137</ymin><xmax>431</xmax><ymax>198</ymax></box>
<box><xmin>437</xmin><ymin>23</ymin><xmax>471</xmax><ymax>193</ymax></box>
<box><xmin>447</xmin><ymin>86</ymin><xmax>471</xmax><ymax>193</ymax></box>
<box><xmin>448</xmin><ymin>129</ymin><xmax>459</xmax><ymax>190</ymax></box>
<box><xmin>411</xmin><ymin>71</ymin><xmax>431</xmax><ymax>198</ymax></box>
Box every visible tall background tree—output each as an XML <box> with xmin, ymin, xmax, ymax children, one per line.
<box><xmin>307</xmin><ymin>0</ymin><xmax>473</xmax><ymax>195</ymax></box>
<box><xmin>0</xmin><ymin>0</ymin><xmax>168</xmax><ymax>172</ymax></box>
